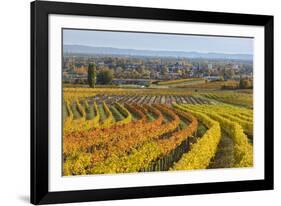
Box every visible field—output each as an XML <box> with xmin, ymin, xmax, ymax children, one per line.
<box><xmin>156</xmin><ymin>78</ymin><xmax>204</xmax><ymax>85</ymax></box>
<box><xmin>176</xmin><ymin>80</ymin><xmax>239</xmax><ymax>90</ymax></box>
<box><xmin>62</xmin><ymin>87</ymin><xmax>253</xmax><ymax>175</ymax></box>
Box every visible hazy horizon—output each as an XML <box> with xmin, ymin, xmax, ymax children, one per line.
<box><xmin>63</xmin><ymin>29</ymin><xmax>253</xmax><ymax>55</ymax></box>
<box><xmin>64</xmin><ymin>43</ymin><xmax>254</xmax><ymax>55</ymax></box>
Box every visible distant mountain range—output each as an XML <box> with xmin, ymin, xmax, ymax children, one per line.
<box><xmin>63</xmin><ymin>45</ymin><xmax>253</xmax><ymax>60</ymax></box>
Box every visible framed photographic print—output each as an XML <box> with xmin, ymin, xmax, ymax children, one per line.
<box><xmin>31</xmin><ymin>0</ymin><xmax>274</xmax><ymax>204</ymax></box>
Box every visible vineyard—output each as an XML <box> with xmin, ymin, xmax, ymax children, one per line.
<box><xmin>88</xmin><ymin>94</ymin><xmax>213</xmax><ymax>105</ymax></box>
<box><xmin>202</xmin><ymin>92</ymin><xmax>253</xmax><ymax>108</ymax></box>
<box><xmin>63</xmin><ymin>88</ymin><xmax>253</xmax><ymax>176</ymax></box>
<box><xmin>176</xmin><ymin>80</ymin><xmax>239</xmax><ymax>90</ymax></box>
<box><xmin>157</xmin><ymin>78</ymin><xmax>204</xmax><ymax>85</ymax></box>
<box><xmin>60</xmin><ymin>27</ymin><xmax>255</xmax><ymax>177</ymax></box>
<box><xmin>62</xmin><ymin>88</ymin><xmax>253</xmax><ymax>176</ymax></box>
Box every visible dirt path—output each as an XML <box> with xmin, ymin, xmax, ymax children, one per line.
<box><xmin>208</xmin><ymin>130</ymin><xmax>235</xmax><ymax>169</ymax></box>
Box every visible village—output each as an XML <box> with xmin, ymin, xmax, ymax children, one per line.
<box><xmin>62</xmin><ymin>54</ymin><xmax>253</xmax><ymax>86</ymax></box>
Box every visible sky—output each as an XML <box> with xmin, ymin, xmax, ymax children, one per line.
<box><xmin>63</xmin><ymin>29</ymin><xmax>253</xmax><ymax>55</ymax></box>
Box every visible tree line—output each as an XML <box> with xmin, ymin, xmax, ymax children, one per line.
<box><xmin>87</xmin><ymin>63</ymin><xmax>113</xmax><ymax>88</ymax></box>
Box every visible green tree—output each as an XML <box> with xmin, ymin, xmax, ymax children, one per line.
<box><xmin>97</xmin><ymin>68</ymin><xmax>113</xmax><ymax>85</ymax></box>
<box><xmin>87</xmin><ymin>63</ymin><xmax>96</xmax><ymax>88</ymax></box>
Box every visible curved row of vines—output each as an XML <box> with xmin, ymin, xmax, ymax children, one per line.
<box><xmin>63</xmin><ymin>96</ymin><xmax>253</xmax><ymax>176</ymax></box>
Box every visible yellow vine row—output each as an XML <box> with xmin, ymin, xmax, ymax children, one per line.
<box><xmin>170</xmin><ymin>103</ymin><xmax>221</xmax><ymax>170</ymax></box>
<box><xmin>182</xmin><ymin>104</ymin><xmax>253</xmax><ymax>167</ymax></box>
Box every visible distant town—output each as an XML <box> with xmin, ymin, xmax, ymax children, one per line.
<box><xmin>63</xmin><ymin>51</ymin><xmax>253</xmax><ymax>87</ymax></box>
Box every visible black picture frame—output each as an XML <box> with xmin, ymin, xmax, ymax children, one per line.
<box><xmin>31</xmin><ymin>0</ymin><xmax>274</xmax><ymax>204</ymax></box>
